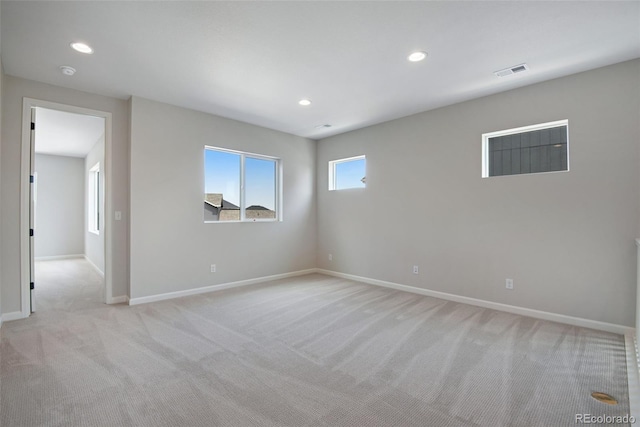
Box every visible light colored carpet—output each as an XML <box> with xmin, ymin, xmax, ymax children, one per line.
<box><xmin>0</xmin><ymin>259</ymin><xmax>630</xmax><ymax>426</ymax></box>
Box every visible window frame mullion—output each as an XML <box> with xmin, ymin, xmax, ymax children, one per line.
<box><xmin>240</xmin><ymin>153</ymin><xmax>246</xmax><ymax>222</ymax></box>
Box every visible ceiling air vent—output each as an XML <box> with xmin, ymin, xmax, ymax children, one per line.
<box><xmin>494</xmin><ymin>63</ymin><xmax>529</xmax><ymax>77</ymax></box>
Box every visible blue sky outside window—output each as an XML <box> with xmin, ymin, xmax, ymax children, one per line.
<box><xmin>205</xmin><ymin>147</ymin><xmax>279</xmax><ymax>221</ymax></box>
<box><xmin>205</xmin><ymin>149</ymin><xmax>240</xmax><ymax>206</ymax></box>
<box><xmin>245</xmin><ymin>157</ymin><xmax>276</xmax><ymax>211</ymax></box>
<box><xmin>335</xmin><ymin>158</ymin><xmax>366</xmax><ymax>190</ymax></box>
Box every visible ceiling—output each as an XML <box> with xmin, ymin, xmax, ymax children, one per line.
<box><xmin>34</xmin><ymin>107</ymin><xmax>105</xmax><ymax>158</ymax></box>
<box><xmin>2</xmin><ymin>1</ymin><xmax>639</xmax><ymax>140</ymax></box>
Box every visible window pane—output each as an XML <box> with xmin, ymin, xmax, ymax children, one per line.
<box><xmin>204</xmin><ymin>149</ymin><xmax>240</xmax><ymax>221</ymax></box>
<box><xmin>335</xmin><ymin>158</ymin><xmax>366</xmax><ymax>190</ymax></box>
<box><xmin>88</xmin><ymin>164</ymin><xmax>100</xmax><ymax>233</ymax></box>
<box><xmin>245</xmin><ymin>157</ymin><xmax>276</xmax><ymax>220</ymax></box>
<box><xmin>95</xmin><ymin>170</ymin><xmax>100</xmax><ymax>231</ymax></box>
<box><xmin>487</xmin><ymin>124</ymin><xmax>567</xmax><ymax>177</ymax></box>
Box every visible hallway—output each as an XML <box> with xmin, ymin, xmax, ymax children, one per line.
<box><xmin>34</xmin><ymin>257</ymin><xmax>104</xmax><ymax>313</ymax></box>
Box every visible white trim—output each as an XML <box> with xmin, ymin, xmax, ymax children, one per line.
<box><xmin>20</xmin><ymin>101</ymin><xmax>31</xmax><ymax>316</ymax></box>
<box><xmin>625</xmin><ymin>332</ymin><xmax>640</xmax><ymax>422</ymax></box>
<box><xmin>278</xmin><ymin>158</ymin><xmax>284</xmax><ymax>222</ymax></box>
<box><xmin>21</xmin><ymin>98</ymin><xmax>113</xmax><ymax>315</ymax></box>
<box><xmin>328</xmin><ymin>155</ymin><xmax>366</xmax><ymax>191</ymax></box>
<box><xmin>482</xmin><ymin>119</ymin><xmax>569</xmax><ymax>140</ymax></box>
<box><xmin>35</xmin><ymin>254</ymin><xmax>84</xmax><ymax>261</ymax></box>
<box><xmin>2</xmin><ymin>311</ymin><xmax>28</xmax><ymax>323</ymax></box>
<box><xmin>329</xmin><ymin>154</ymin><xmax>366</xmax><ymax>165</ymax></box>
<box><xmin>129</xmin><ymin>269</ymin><xmax>317</xmax><ymax>306</ymax></box>
<box><xmin>240</xmin><ymin>151</ymin><xmax>246</xmax><ymax>221</ymax></box>
<box><xmin>203</xmin><ymin>219</ymin><xmax>278</xmax><ymax>224</ymax></box>
<box><xmin>84</xmin><ymin>255</ymin><xmax>105</xmax><ymax>278</ymax></box>
<box><xmin>636</xmin><ymin>238</ymin><xmax>640</xmax><ymax>343</ymax></box>
<box><xmin>316</xmin><ymin>269</ymin><xmax>632</xmax><ymax>335</ymax></box>
<box><xmin>108</xmin><ymin>295</ymin><xmax>129</xmax><ymax>304</ymax></box>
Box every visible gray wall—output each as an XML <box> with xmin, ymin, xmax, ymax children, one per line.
<box><xmin>317</xmin><ymin>59</ymin><xmax>640</xmax><ymax>327</ymax></box>
<box><xmin>0</xmin><ymin>76</ymin><xmax>130</xmax><ymax>314</ymax></box>
<box><xmin>85</xmin><ymin>135</ymin><xmax>105</xmax><ymax>273</ymax></box>
<box><xmin>1</xmin><ymin>61</ymin><xmax>638</xmax><ymax>328</ymax></box>
<box><xmin>129</xmin><ymin>97</ymin><xmax>316</xmax><ymax>299</ymax></box>
<box><xmin>34</xmin><ymin>154</ymin><xmax>84</xmax><ymax>258</ymax></box>
<box><xmin>0</xmin><ymin>24</ymin><xmax>3</xmax><ymax>321</ymax></box>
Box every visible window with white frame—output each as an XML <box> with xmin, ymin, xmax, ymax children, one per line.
<box><xmin>204</xmin><ymin>146</ymin><xmax>280</xmax><ymax>222</ymax></box>
<box><xmin>482</xmin><ymin>120</ymin><xmax>569</xmax><ymax>178</ymax></box>
<box><xmin>88</xmin><ymin>163</ymin><xmax>100</xmax><ymax>234</ymax></box>
<box><xmin>329</xmin><ymin>155</ymin><xmax>366</xmax><ymax>191</ymax></box>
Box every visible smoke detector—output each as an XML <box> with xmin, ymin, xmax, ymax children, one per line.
<box><xmin>60</xmin><ymin>66</ymin><xmax>76</xmax><ymax>76</ymax></box>
<box><xmin>494</xmin><ymin>63</ymin><xmax>529</xmax><ymax>77</ymax></box>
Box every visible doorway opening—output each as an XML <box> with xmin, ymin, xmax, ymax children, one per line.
<box><xmin>32</xmin><ymin>107</ymin><xmax>105</xmax><ymax>312</ymax></box>
<box><xmin>20</xmin><ymin>98</ymin><xmax>114</xmax><ymax>317</ymax></box>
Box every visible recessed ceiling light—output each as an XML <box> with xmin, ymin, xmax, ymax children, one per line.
<box><xmin>315</xmin><ymin>124</ymin><xmax>332</xmax><ymax>129</ymax></box>
<box><xmin>299</xmin><ymin>99</ymin><xmax>312</xmax><ymax>106</ymax></box>
<box><xmin>407</xmin><ymin>51</ymin><xmax>427</xmax><ymax>62</ymax></box>
<box><xmin>70</xmin><ymin>42</ymin><xmax>93</xmax><ymax>54</ymax></box>
<box><xmin>59</xmin><ymin>65</ymin><xmax>76</xmax><ymax>76</ymax></box>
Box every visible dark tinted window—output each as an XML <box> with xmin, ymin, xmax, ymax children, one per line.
<box><xmin>488</xmin><ymin>125</ymin><xmax>568</xmax><ymax>177</ymax></box>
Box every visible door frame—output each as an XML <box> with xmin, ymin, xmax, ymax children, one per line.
<box><xmin>20</xmin><ymin>97</ymin><xmax>114</xmax><ymax>317</ymax></box>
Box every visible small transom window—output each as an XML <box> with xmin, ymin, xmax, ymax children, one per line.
<box><xmin>329</xmin><ymin>155</ymin><xmax>366</xmax><ymax>191</ymax></box>
<box><xmin>482</xmin><ymin>120</ymin><xmax>569</xmax><ymax>177</ymax></box>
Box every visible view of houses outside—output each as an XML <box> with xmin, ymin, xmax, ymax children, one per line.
<box><xmin>204</xmin><ymin>148</ymin><xmax>276</xmax><ymax>221</ymax></box>
<box><xmin>204</xmin><ymin>193</ymin><xmax>276</xmax><ymax>221</ymax></box>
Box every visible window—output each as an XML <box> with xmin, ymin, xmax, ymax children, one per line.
<box><xmin>482</xmin><ymin>120</ymin><xmax>568</xmax><ymax>177</ymax></box>
<box><xmin>329</xmin><ymin>155</ymin><xmax>366</xmax><ymax>190</ymax></box>
<box><xmin>88</xmin><ymin>163</ymin><xmax>100</xmax><ymax>234</ymax></box>
<box><xmin>204</xmin><ymin>146</ymin><xmax>280</xmax><ymax>222</ymax></box>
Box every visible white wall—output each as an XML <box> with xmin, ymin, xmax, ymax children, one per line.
<box><xmin>84</xmin><ymin>135</ymin><xmax>105</xmax><ymax>273</ymax></box>
<box><xmin>0</xmin><ymin>76</ymin><xmax>130</xmax><ymax>314</ymax></box>
<box><xmin>129</xmin><ymin>97</ymin><xmax>316</xmax><ymax>299</ymax></box>
<box><xmin>34</xmin><ymin>154</ymin><xmax>84</xmax><ymax>258</ymax></box>
<box><xmin>317</xmin><ymin>59</ymin><xmax>640</xmax><ymax>327</ymax></box>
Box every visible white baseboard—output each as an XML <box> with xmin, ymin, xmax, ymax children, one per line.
<box><xmin>1</xmin><ymin>311</ymin><xmax>28</xmax><ymax>323</ymax></box>
<box><xmin>84</xmin><ymin>256</ymin><xmax>105</xmax><ymax>277</ymax></box>
<box><xmin>316</xmin><ymin>269</ymin><xmax>632</xmax><ymax>335</ymax></box>
<box><xmin>129</xmin><ymin>268</ymin><xmax>317</xmax><ymax>306</ymax></box>
<box><xmin>625</xmin><ymin>332</ymin><xmax>640</xmax><ymax>421</ymax></box>
<box><xmin>35</xmin><ymin>254</ymin><xmax>83</xmax><ymax>261</ymax></box>
<box><xmin>108</xmin><ymin>295</ymin><xmax>129</xmax><ymax>304</ymax></box>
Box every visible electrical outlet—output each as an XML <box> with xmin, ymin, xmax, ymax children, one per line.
<box><xmin>506</xmin><ymin>278</ymin><xmax>513</xmax><ymax>290</ymax></box>
<box><xmin>413</xmin><ymin>265</ymin><xmax>419</xmax><ymax>274</ymax></box>
<box><xmin>210</xmin><ymin>264</ymin><xmax>216</xmax><ymax>273</ymax></box>
<box><xmin>328</xmin><ymin>254</ymin><xmax>333</xmax><ymax>261</ymax></box>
